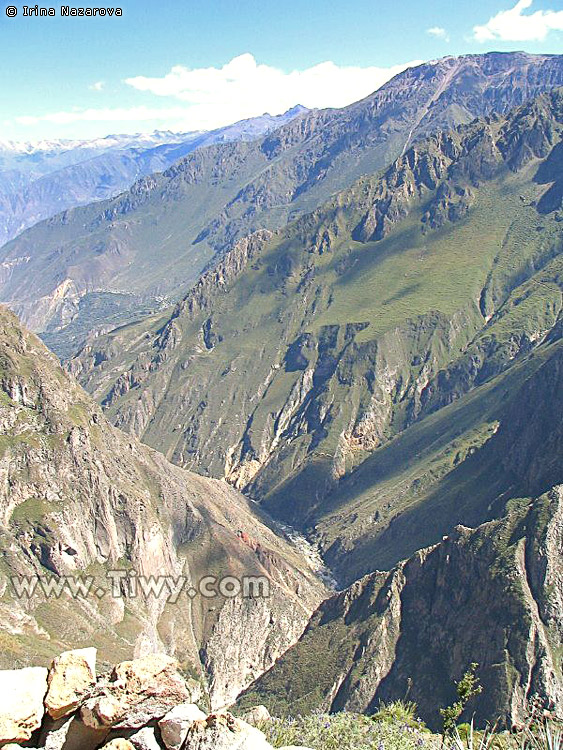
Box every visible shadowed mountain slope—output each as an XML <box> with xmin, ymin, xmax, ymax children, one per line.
<box><xmin>0</xmin><ymin>306</ymin><xmax>325</xmax><ymax>708</ymax></box>
<box><xmin>239</xmin><ymin>481</ymin><xmax>563</xmax><ymax>730</ymax></box>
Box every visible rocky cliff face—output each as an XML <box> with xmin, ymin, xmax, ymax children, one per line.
<box><xmin>240</xmin><ymin>485</ymin><xmax>563</xmax><ymax>730</ymax></box>
<box><xmin>237</xmin><ymin>324</ymin><xmax>563</xmax><ymax>725</ymax></box>
<box><xmin>2</xmin><ymin>53</ymin><xmax>562</xmax><ymax>356</ymax></box>
<box><xmin>71</xmin><ymin>89</ymin><xmax>563</xmax><ymax>567</ymax></box>
<box><xmin>312</xmin><ymin>331</ymin><xmax>563</xmax><ymax>583</ymax></box>
<box><xmin>0</xmin><ymin>307</ymin><xmax>326</xmax><ymax>707</ymax></box>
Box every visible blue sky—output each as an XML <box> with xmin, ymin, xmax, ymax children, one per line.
<box><xmin>1</xmin><ymin>0</ymin><xmax>562</xmax><ymax>141</ymax></box>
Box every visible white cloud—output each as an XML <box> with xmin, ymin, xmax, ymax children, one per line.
<box><xmin>89</xmin><ymin>81</ymin><xmax>105</xmax><ymax>92</ymax></box>
<box><xmin>474</xmin><ymin>0</ymin><xmax>563</xmax><ymax>42</ymax></box>
<box><xmin>427</xmin><ymin>26</ymin><xmax>450</xmax><ymax>41</ymax></box>
<box><xmin>14</xmin><ymin>54</ymin><xmax>421</xmax><ymax>136</ymax></box>
<box><xmin>122</xmin><ymin>53</ymin><xmax>422</xmax><ymax>129</ymax></box>
<box><xmin>15</xmin><ymin>105</ymin><xmax>190</xmax><ymax>126</ymax></box>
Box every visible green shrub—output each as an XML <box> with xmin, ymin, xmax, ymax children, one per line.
<box><xmin>260</xmin><ymin>711</ymin><xmax>436</xmax><ymax>750</ymax></box>
<box><xmin>373</xmin><ymin>700</ymin><xmax>427</xmax><ymax>730</ymax></box>
<box><xmin>441</xmin><ymin>663</ymin><xmax>482</xmax><ymax>736</ymax></box>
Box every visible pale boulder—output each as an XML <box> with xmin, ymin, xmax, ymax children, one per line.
<box><xmin>183</xmin><ymin>712</ymin><xmax>273</xmax><ymax>750</ymax></box>
<box><xmin>45</xmin><ymin>647</ymin><xmax>97</xmax><ymax>719</ymax></box>
<box><xmin>111</xmin><ymin>654</ymin><xmax>193</xmax><ymax>729</ymax></box>
<box><xmin>0</xmin><ymin>666</ymin><xmax>48</xmax><ymax>744</ymax></box>
<box><xmin>241</xmin><ymin>705</ymin><xmax>271</xmax><ymax>725</ymax></box>
<box><xmin>112</xmin><ymin>653</ymin><xmax>179</xmax><ymax>691</ymax></box>
<box><xmin>101</xmin><ymin>741</ymin><xmax>135</xmax><ymax>750</ymax></box>
<box><xmin>81</xmin><ymin>653</ymin><xmax>192</xmax><ymax>731</ymax></box>
<box><xmin>112</xmin><ymin>654</ymin><xmax>202</xmax><ymax>707</ymax></box>
<box><xmin>129</xmin><ymin>726</ymin><xmax>162</xmax><ymax>750</ymax></box>
<box><xmin>43</xmin><ymin>714</ymin><xmax>110</xmax><ymax>750</ymax></box>
<box><xmin>81</xmin><ymin>693</ymin><xmax>125</xmax><ymax>729</ymax></box>
<box><xmin>158</xmin><ymin>703</ymin><xmax>206</xmax><ymax>750</ymax></box>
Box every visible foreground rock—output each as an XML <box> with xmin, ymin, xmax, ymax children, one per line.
<box><xmin>45</xmin><ymin>648</ymin><xmax>97</xmax><ymax>720</ymax></box>
<box><xmin>0</xmin><ymin>666</ymin><xmax>48</xmax><ymax>743</ymax></box>
<box><xmin>42</xmin><ymin>714</ymin><xmax>110</xmax><ymax>750</ymax></box>
<box><xmin>158</xmin><ymin>703</ymin><xmax>207</xmax><ymax>750</ymax></box>
<box><xmin>0</xmin><ymin>652</ymin><xmax>287</xmax><ymax>750</ymax></box>
<box><xmin>128</xmin><ymin>726</ymin><xmax>162</xmax><ymax>750</ymax></box>
<box><xmin>184</xmin><ymin>713</ymin><xmax>273</xmax><ymax>749</ymax></box>
<box><xmin>81</xmin><ymin>654</ymin><xmax>197</xmax><ymax>730</ymax></box>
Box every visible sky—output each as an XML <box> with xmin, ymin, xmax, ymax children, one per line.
<box><xmin>0</xmin><ymin>0</ymin><xmax>562</xmax><ymax>142</ymax></box>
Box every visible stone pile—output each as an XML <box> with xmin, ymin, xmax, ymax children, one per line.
<box><xmin>0</xmin><ymin>649</ymin><xmax>312</xmax><ymax>750</ymax></box>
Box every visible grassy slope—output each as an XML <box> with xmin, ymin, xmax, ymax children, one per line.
<box><xmin>315</xmin><ymin>336</ymin><xmax>563</xmax><ymax>579</ymax></box>
<box><xmin>73</xmin><ymin>93</ymin><xmax>563</xmax><ymax>584</ymax></box>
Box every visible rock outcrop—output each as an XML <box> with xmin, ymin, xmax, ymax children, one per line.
<box><xmin>240</xmin><ymin>486</ymin><xmax>563</xmax><ymax>730</ymax></box>
<box><xmin>0</xmin><ymin>652</ymin><xmax>285</xmax><ymax>749</ymax></box>
<box><xmin>0</xmin><ymin>667</ymin><xmax>48</xmax><ymax>743</ymax></box>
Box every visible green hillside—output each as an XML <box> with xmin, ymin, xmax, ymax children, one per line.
<box><xmin>2</xmin><ymin>53</ymin><xmax>562</xmax><ymax>356</ymax></box>
<box><xmin>71</xmin><ymin>91</ymin><xmax>563</xmax><ymax>582</ymax></box>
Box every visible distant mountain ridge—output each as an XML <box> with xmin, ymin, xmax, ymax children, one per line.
<box><xmin>2</xmin><ymin>52</ymin><xmax>562</xmax><ymax>358</ymax></box>
<box><xmin>0</xmin><ymin>105</ymin><xmax>308</xmax><ymax>248</ymax></box>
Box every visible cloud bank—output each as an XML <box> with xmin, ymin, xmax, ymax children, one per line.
<box><xmin>124</xmin><ymin>53</ymin><xmax>422</xmax><ymax>130</ymax></box>
<box><xmin>474</xmin><ymin>0</ymin><xmax>563</xmax><ymax>42</ymax></box>
<box><xmin>15</xmin><ymin>54</ymin><xmax>421</xmax><ymax>134</ymax></box>
<box><xmin>16</xmin><ymin>106</ymin><xmax>190</xmax><ymax>127</ymax></box>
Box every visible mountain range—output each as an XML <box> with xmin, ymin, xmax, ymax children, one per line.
<box><xmin>1</xmin><ymin>49</ymin><xmax>563</xmax><ymax>732</ymax></box>
<box><xmin>0</xmin><ymin>105</ymin><xmax>306</xmax><ymax>267</ymax></box>
<box><xmin>67</xmin><ymin>76</ymin><xmax>563</xmax><ymax>728</ymax></box>
<box><xmin>72</xmin><ymin>84</ymin><xmax>563</xmax><ymax>566</ymax></box>
<box><xmin>1</xmin><ymin>52</ymin><xmax>562</xmax><ymax>358</ymax></box>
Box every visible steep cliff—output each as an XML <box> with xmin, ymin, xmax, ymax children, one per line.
<box><xmin>240</xmin><ymin>485</ymin><xmax>563</xmax><ymax>730</ymax></box>
<box><xmin>313</xmin><ymin>333</ymin><xmax>563</xmax><ymax>579</ymax></box>
<box><xmin>0</xmin><ymin>306</ymin><xmax>326</xmax><ymax>707</ymax></box>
